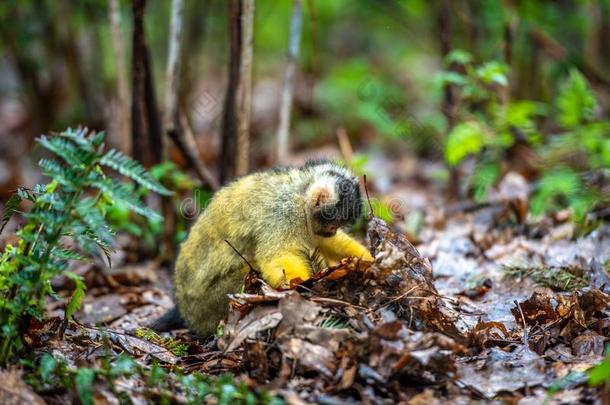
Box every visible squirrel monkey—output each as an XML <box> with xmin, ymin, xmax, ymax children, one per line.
<box><xmin>162</xmin><ymin>161</ymin><xmax>372</xmax><ymax>336</ymax></box>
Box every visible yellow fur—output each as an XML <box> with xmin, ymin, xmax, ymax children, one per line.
<box><xmin>174</xmin><ymin>163</ymin><xmax>371</xmax><ymax>336</ymax></box>
<box><xmin>317</xmin><ymin>229</ymin><xmax>374</xmax><ymax>264</ymax></box>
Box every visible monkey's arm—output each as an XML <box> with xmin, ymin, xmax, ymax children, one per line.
<box><xmin>256</xmin><ymin>245</ymin><xmax>312</xmax><ymax>288</ymax></box>
<box><xmin>317</xmin><ymin>229</ymin><xmax>373</xmax><ymax>263</ymax></box>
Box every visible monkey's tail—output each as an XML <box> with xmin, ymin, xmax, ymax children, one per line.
<box><xmin>150</xmin><ymin>307</ymin><xmax>186</xmax><ymax>331</ymax></box>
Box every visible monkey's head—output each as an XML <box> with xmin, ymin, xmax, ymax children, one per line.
<box><xmin>304</xmin><ymin>162</ymin><xmax>362</xmax><ymax>237</ymax></box>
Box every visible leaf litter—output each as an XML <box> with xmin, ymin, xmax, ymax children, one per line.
<box><xmin>16</xmin><ymin>171</ymin><xmax>610</xmax><ymax>404</ymax></box>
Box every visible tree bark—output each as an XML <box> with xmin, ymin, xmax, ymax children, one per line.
<box><xmin>236</xmin><ymin>0</ymin><xmax>254</xmax><ymax>176</ymax></box>
<box><xmin>164</xmin><ymin>0</ymin><xmax>184</xmax><ymax>133</ymax></box>
<box><xmin>163</xmin><ymin>0</ymin><xmax>219</xmax><ymax>190</ymax></box>
<box><xmin>108</xmin><ymin>0</ymin><xmax>131</xmax><ymax>154</ymax></box>
<box><xmin>276</xmin><ymin>0</ymin><xmax>303</xmax><ymax>165</ymax></box>
<box><xmin>131</xmin><ymin>0</ymin><xmax>163</xmax><ymax>167</ymax></box>
<box><xmin>219</xmin><ymin>0</ymin><xmax>243</xmax><ymax>184</ymax></box>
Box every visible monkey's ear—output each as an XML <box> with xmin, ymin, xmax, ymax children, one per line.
<box><xmin>306</xmin><ymin>177</ymin><xmax>338</xmax><ymax>208</ymax></box>
<box><xmin>309</xmin><ymin>186</ymin><xmax>332</xmax><ymax>208</ymax></box>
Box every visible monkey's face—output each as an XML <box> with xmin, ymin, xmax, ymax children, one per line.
<box><xmin>309</xmin><ymin>176</ymin><xmax>362</xmax><ymax>237</ymax></box>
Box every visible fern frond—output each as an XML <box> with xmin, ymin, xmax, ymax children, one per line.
<box><xmin>100</xmin><ymin>149</ymin><xmax>173</xmax><ymax>196</ymax></box>
<box><xmin>38</xmin><ymin>136</ymin><xmax>86</xmax><ymax>168</ymax></box>
<box><xmin>39</xmin><ymin>159</ymin><xmax>75</xmax><ymax>190</ymax></box>
<box><xmin>1</xmin><ymin>192</ymin><xmax>24</xmax><ymax>234</ymax></box>
<box><xmin>73</xmin><ymin>229</ymin><xmax>113</xmax><ymax>266</ymax></box>
<box><xmin>57</xmin><ymin>127</ymin><xmax>95</xmax><ymax>153</ymax></box>
<box><xmin>74</xmin><ymin>199</ymin><xmax>114</xmax><ymax>246</ymax></box>
<box><xmin>64</xmin><ymin>272</ymin><xmax>86</xmax><ymax>321</ymax></box>
<box><xmin>90</xmin><ymin>177</ymin><xmax>163</xmax><ymax>221</ymax></box>
<box><xmin>16</xmin><ymin>187</ymin><xmax>40</xmax><ymax>202</ymax></box>
<box><xmin>50</xmin><ymin>246</ymin><xmax>85</xmax><ymax>262</ymax></box>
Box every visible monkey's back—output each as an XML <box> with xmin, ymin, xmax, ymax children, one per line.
<box><xmin>174</xmin><ymin>169</ymin><xmax>310</xmax><ymax>335</ymax></box>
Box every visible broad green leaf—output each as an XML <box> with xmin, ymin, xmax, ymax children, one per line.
<box><xmin>445</xmin><ymin>121</ymin><xmax>488</xmax><ymax>166</ymax></box>
<box><xmin>75</xmin><ymin>368</ymin><xmax>95</xmax><ymax>405</ymax></box>
<box><xmin>476</xmin><ymin>61</ymin><xmax>508</xmax><ymax>86</ymax></box>
<box><xmin>38</xmin><ymin>353</ymin><xmax>57</xmax><ymax>382</ymax></box>
<box><xmin>444</xmin><ymin>49</ymin><xmax>473</xmax><ymax>66</ymax></box>
<box><xmin>589</xmin><ymin>358</ymin><xmax>610</xmax><ymax>386</ymax></box>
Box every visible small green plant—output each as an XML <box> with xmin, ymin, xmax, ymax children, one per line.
<box><xmin>135</xmin><ymin>327</ymin><xmax>189</xmax><ymax>357</ymax></box>
<box><xmin>318</xmin><ymin>315</ymin><xmax>350</xmax><ymax>329</ymax></box>
<box><xmin>589</xmin><ymin>347</ymin><xmax>610</xmax><ymax>387</ymax></box>
<box><xmin>28</xmin><ymin>352</ymin><xmax>282</xmax><ymax>405</ymax></box>
<box><xmin>0</xmin><ymin>128</ymin><xmax>172</xmax><ymax>365</ymax></box>
<box><xmin>503</xmin><ymin>264</ymin><xmax>588</xmax><ymax>291</ymax></box>
<box><xmin>439</xmin><ymin>51</ymin><xmax>608</xmax><ymax>225</ymax></box>
<box><xmin>106</xmin><ymin>161</ymin><xmax>213</xmax><ymax>248</ymax></box>
<box><xmin>438</xmin><ymin>51</ymin><xmax>544</xmax><ymax>201</ymax></box>
<box><xmin>530</xmin><ymin>69</ymin><xmax>609</xmax><ymax>224</ymax></box>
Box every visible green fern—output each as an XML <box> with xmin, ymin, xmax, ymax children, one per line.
<box><xmin>100</xmin><ymin>149</ymin><xmax>173</xmax><ymax>196</ymax></box>
<box><xmin>0</xmin><ymin>128</ymin><xmax>172</xmax><ymax>366</ymax></box>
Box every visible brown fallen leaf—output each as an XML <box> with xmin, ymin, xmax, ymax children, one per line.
<box><xmin>458</xmin><ymin>345</ymin><xmax>546</xmax><ymax>399</ymax></box>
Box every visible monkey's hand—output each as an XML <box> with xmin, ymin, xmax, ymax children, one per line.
<box><xmin>317</xmin><ymin>229</ymin><xmax>373</xmax><ymax>264</ymax></box>
<box><xmin>258</xmin><ymin>251</ymin><xmax>312</xmax><ymax>288</ymax></box>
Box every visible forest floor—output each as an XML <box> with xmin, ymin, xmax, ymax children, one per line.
<box><xmin>9</xmin><ymin>157</ymin><xmax>610</xmax><ymax>404</ymax></box>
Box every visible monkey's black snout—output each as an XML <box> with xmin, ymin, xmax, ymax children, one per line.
<box><xmin>314</xmin><ymin>177</ymin><xmax>361</xmax><ymax>225</ymax></box>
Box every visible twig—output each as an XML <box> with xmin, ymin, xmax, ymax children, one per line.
<box><xmin>224</xmin><ymin>239</ymin><xmax>256</xmax><ymax>271</ymax></box>
<box><xmin>362</xmin><ymin>175</ymin><xmax>374</xmax><ymax>218</ymax></box>
<box><xmin>336</xmin><ymin>127</ymin><xmax>353</xmax><ymax>162</ymax></box>
<box><xmin>166</xmin><ymin>115</ymin><xmax>219</xmax><ymax>190</ymax></box>
<box><xmin>514</xmin><ymin>299</ymin><xmax>529</xmax><ymax>345</ymax></box>
<box><xmin>365</xmin><ymin>283</ymin><xmax>424</xmax><ymax>314</ymax></box>
<box><xmin>309</xmin><ymin>296</ymin><xmax>368</xmax><ymax>311</ymax></box>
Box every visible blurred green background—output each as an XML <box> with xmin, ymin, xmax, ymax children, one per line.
<box><xmin>0</xmin><ymin>0</ymin><xmax>608</xmax><ymax>225</ymax></box>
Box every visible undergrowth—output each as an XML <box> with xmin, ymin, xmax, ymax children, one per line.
<box><xmin>503</xmin><ymin>263</ymin><xmax>589</xmax><ymax>291</ymax></box>
<box><xmin>26</xmin><ymin>352</ymin><xmax>282</xmax><ymax>405</ymax></box>
<box><xmin>0</xmin><ymin>128</ymin><xmax>172</xmax><ymax>365</ymax></box>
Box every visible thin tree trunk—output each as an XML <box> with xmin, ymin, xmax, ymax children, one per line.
<box><xmin>131</xmin><ymin>0</ymin><xmax>163</xmax><ymax>167</ymax></box>
<box><xmin>178</xmin><ymin>1</ymin><xmax>212</xmax><ymax>113</ymax></box>
<box><xmin>164</xmin><ymin>0</ymin><xmax>184</xmax><ymax>133</ymax></box>
<box><xmin>236</xmin><ymin>0</ymin><xmax>254</xmax><ymax>176</ymax></box>
<box><xmin>163</xmin><ymin>0</ymin><xmax>219</xmax><ymax>190</ymax></box>
<box><xmin>108</xmin><ymin>0</ymin><xmax>131</xmax><ymax>154</ymax></box>
<box><xmin>276</xmin><ymin>0</ymin><xmax>303</xmax><ymax>165</ymax></box>
<box><xmin>219</xmin><ymin>0</ymin><xmax>243</xmax><ymax>184</ymax></box>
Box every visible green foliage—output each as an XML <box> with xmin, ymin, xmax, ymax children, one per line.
<box><xmin>135</xmin><ymin>327</ymin><xmax>189</xmax><ymax>357</ymax></box>
<box><xmin>318</xmin><ymin>316</ymin><xmax>350</xmax><ymax>329</ymax></box>
<box><xmin>75</xmin><ymin>368</ymin><xmax>95</xmax><ymax>405</ymax></box>
<box><xmin>29</xmin><ymin>352</ymin><xmax>282</xmax><ymax>405</ymax></box>
<box><xmin>530</xmin><ymin>167</ymin><xmax>598</xmax><ymax>223</ymax></box>
<box><xmin>557</xmin><ymin>69</ymin><xmax>597</xmax><ymax>129</ymax></box>
<box><xmin>503</xmin><ymin>263</ymin><xmax>588</xmax><ymax>291</ymax></box>
<box><xmin>445</xmin><ymin>121</ymin><xmax>489</xmax><ymax>167</ymax></box>
<box><xmin>315</xmin><ymin>59</ymin><xmax>408</xmax><ymax>141</ymax></box>
<box><xmin>0</xmin><ymin>128</ymin><xmax>172</xmax><ymax>366</ymax></box>
<box><xmin>106</xmin><ymin>161</ymin><xmax>206</xmax><ymax>248</ymax></box>
<box><xmin>439</xmin><ymin>51</ymin><xmax>608</xmax><ymax>223</ymax></box>
<box><xmin>589</xmin><ymin>347</ymin><xmax>610</xmax><ymax>386</ymax></box>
